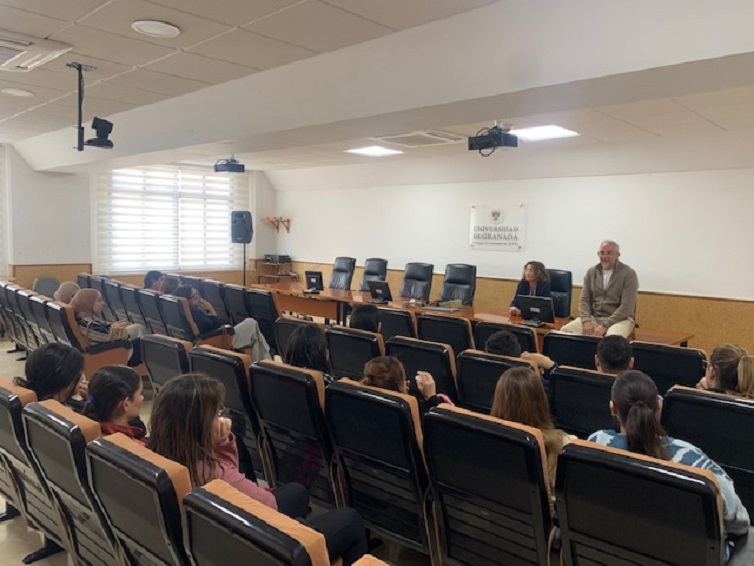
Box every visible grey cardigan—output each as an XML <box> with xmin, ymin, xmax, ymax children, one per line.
<box><xmin>578</xmin><ymin>260</ymin><xmax>638</xmax><ymax>327</ymax></box>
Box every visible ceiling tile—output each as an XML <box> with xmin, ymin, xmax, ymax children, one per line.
<box><xmin>0</xmin><ymin>5</ymin><xmax>71</xmax><ymax>37</ymax></box>
<box><xmin>0</xmin><ymin>0</ymin><xmax>108</xmax><ymax>22</ymax></box>
<box><xmin>50</xmin><ymin>24</ymin><xmax>177</xmax><ymax>67</ymax></box>
<box><xmin>187</xmin><ymin>29</ymin><xmax>315</xmax><ymax>69</ymax></box>
<box><xmin>243</xmin><ymin>0</ymin><xmax>393</xmax><ymax>52</ymax></box>
<box><xmin>84</xmin><ymin>81</ymin><xmax>169</xmax><ymax>105</ymax></box>
<box><xmin>596</xmin><ymin>99</ymin><xmax>687</xmax><ymax>119</ymax></box>
<box><xmin>77</xmin><ymin>0</ymin><xmax>232</xmax><ymax>49</ymax></box>
<box><xmin>0</xmin><ymin>77</ymin><xmax>69</xmax><ymax>102</ymax></box>
<box><xmin>39</xmin><ymin>52</ymin><xmax>134</xmax><ymax>82</ymax></box>
<box><xmin>619</xmin><ymin>111</ymin><xmax>723</xmax><ymax>135</ymax></box>
<box><xmin>47</xmin><ymin>92</ymin><xmax>138</xmax><ymax>118</ymax></box>
<box><xmin>0</xmin><ymin>68</ymin><xmax>78</xmax><ymax>93</ymax></box>
<box><xmin>104</xmin><ymin>69</ymin><xmax>209</xmax><ymax>96</ymax></box>
<box><xmin>147</xmin><ymin>0</ymin><xmax>302</xmax><ymax>26</ymax></box>
<box><xmin>674</xmin><ymin>86</ymin><xmax>754</xmax><ymax>110</ymax></box>
<box><xmin>322</xmin><ymin>0</ymin><xmax>494</xmax><ymax>30</ymax></box>
<box><xmin>143</xmin><ymin>51</ymin><xmax>257</xmax><ymax>83</ymax></box>
<box><xmin>694</xmin><ymin>103</ymin><xmax>754</xmax><ymax>130</ymax></box>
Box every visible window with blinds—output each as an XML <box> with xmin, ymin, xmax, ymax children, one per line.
<box><xmin>95</xmin><ymin>166</ymin><xmax>249</xmax><ymax>273</ymax></box>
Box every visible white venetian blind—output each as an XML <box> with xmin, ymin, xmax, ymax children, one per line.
<box><xmin>95</xmin><ymin>166</ymin><xmax>249</xmax><ymax>273</ymax></box>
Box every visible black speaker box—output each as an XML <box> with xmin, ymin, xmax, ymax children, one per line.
<box><xmin>231</xmin><ymin>211</ymin><xmax>253</xmax><ymax>244</ymax></box>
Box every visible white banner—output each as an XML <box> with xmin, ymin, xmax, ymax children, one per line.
<box><xmin>469</xmin><ymin>204</ymin><xmax>526</xmax><ymax>251</ymax></box>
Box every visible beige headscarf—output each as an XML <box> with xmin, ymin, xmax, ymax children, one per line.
<box><xmin>53</xmin><ymin>281</ymin><xmax>80</xmax><ymax>304</ymax></box>
<box><xmin>69</xmin><ymin>288</ymin><xmax>103</xmax><ymax>320</ymax></box>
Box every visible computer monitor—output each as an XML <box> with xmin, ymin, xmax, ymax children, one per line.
<box><xmin>518</xmin><ymin>295</ymin><xmax>555</xmax><ymax>325</ymax></box>
<box><xmin>367</xmin><ymin>280</ymin><xmax>392</xmax><ymax>304</ymax></box>
<box><xmin>305</xmin><ymin>271</ymin><xmax>324</xmax><ymax>291</ymax></box>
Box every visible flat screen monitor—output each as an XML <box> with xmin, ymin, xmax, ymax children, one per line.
<box><xmin>518</xmin><ymin>295</ymin><xmax>555</xmax><ymax>324</ymax></box>
<box><xmin>367</xmin><ymin>280</ymin><xmax>392</xmax><ymax>303</ymax></box>
<box><xmin>305</xmin><ymin>271</ymin><xmax>324</xmax><ymax>291</ymax></box>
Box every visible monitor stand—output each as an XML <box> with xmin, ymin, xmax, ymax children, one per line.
<box><xmin>369</xmin><ymin>297</ymin><xmax>388</xmax><ymax>304</ymax></box>
<box><xmin>520</xmin><ymin>318</ymin><xmax>545</xmax><ymax>328</ymax></box>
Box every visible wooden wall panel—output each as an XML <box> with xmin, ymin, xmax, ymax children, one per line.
<box><xmin>11</xmin><ymin>264</ymin><xmax>92</xmax><ymax>289</ymax></box>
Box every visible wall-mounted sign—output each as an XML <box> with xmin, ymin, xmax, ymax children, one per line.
<box><xmin>469</xmin><ymin>204</ymin><xmax>526</xmax><ymax>251</ymax></box>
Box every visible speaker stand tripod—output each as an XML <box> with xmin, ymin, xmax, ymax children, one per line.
<box><xmin>242</xmin><ymin>243</ymin><xmax>247</xmax><ymax>287</ymax></box>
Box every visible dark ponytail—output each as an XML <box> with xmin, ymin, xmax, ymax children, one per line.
<box><xmin>611</xmin><ymin>370</ymin><xmax>668</xmax><ymax>460</ymax></box>
<box><xmin>83</xmin><ymin>366</ymin><xmax>141</xmax><ymax>423</ymax></box>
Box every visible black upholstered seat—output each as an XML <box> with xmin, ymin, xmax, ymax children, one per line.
<box><xmin>325</xmin><ymin>326</ymin><xmax>385</xmax><ymax>379</ymax></box>
<box><xmin>425</xmin><ymin>405</ymin><xmax>556</xmax><ymax>566</ymax></box>
<box><xmin>77</xmin><ymin>273</ymin><xmax>91</xmax><ymax>289</ymax></box>
<box><xmin>246</xmin><ymin>288</ymin><xmax>281</xmax><ymax>355</ymax></box>
<box><xmin>190</xmin><ymin>346</ymin><xmax>267</xmax><ymax>482</ymax></box>
<box><xmin>120</xmin><ymin>284</ymin><xmax>148</xmax><ymax>328</ymax></box>
<box><xmin>224</xmin><ymin>283</ymin><xmax>253</xmax><ymax>326</ymax></box>
<box><xmin>199</xmin><ymin>279</ymin><xmax>231</xmax><ymax>325</ymax></box>
<box><xmin>89</xmin><ymin>276</ymin><xmax>117</xmax><ymax>322</ymax></box>
<box><xmin>385</xmin><ymin>336</ymin><xmax>458</xmax><ymax>403</ymax></box>
<box><xmin>158</xmin><ymin>294</ymin><xmax>232</xmax><ymax>348</ymax></box>
<box><xmin>103</xmin><ymin>279</ymin><xmax>128</xmax><ymax>322</ymax></box>
<box><xmin>662</xmin><ymin>386</ymin><xmax>754</xmax><ymax>515</ymax></box>
<box><xmin>439</xmin><ymin>263</ymin><xmax>477</xmax><ymax>306</ymax></box>
<box><xmin>16</xmin><ymin>289</ymin><xmax>44</xmax><ymax>349</ymax></box>
<box><xmin>377</xmin><ymin>307</ymin><xmax>416</xmax><ymax>341</ymax></box>
<box><xmin>399</xmin><ymin>263</ymin><xmax>434</xmax><ymax>301</ymax></box>
<box><xmin>274</xmin><ymin>317</ymin><xmax>323</xmax><ymax>359</ymax></box>
<box><xmin>416</xmin><ymin>314</ymin><xmax>474</xmax><ymax>358</ymax></box>
<box><xmin>456</xmin><ymin>350</ymin><xmax>536</xmax><ymax>414</ymax></box>
<box><xmin>630</xmin><ymin>341</ymin><xmax>706</xmax><ymax>395</ymax></box>
<box><xmin>329</xmin><ymin>257</ymin><xmax>356</xmax><ymax>290</ymax></box>
<box><xmin>138</xmin><ymin>289</ymin><xmax>169</xmax><ymax>335</ymax></box>
<box><xmin>556</xmin><ymin>439</ymin><xmax>727</xmax><ymax>566</ymax></box>
<box><xmin>474</xmin><ymin>321</ymin><xmax>538</xmax><ymax>354</ymax></box>
<box><xmin>250</xmin><ymin>361</ymin><xmax>336</xmax><ymax>507</ymax></box>
<box><xmin>549</xmin><ymin>365</ymin><xmax>616</xmax><ymax>437</ymax></box>
<box><xmin>140</xmin><ymin>334</ymin><xmax>192</xmax><ymax>391</ymax></box>
<box><xmin>358</xmin><ymin>258</ymin><xmax>388</xmax><ymax>292</ymax></box>
<box><xmin>546</xmin><ymin>269</ymin><xmax>572</xmax><ymax>318</ymax></box>
<box><xmin>30</xmin><ymin>294</ymin><xmax>56</xmax><ymax>345</ymax></box>
<box><xmin>542</xmin><ymin>332</ymin><xmax>601</xmax><ymax>369</ymax></box>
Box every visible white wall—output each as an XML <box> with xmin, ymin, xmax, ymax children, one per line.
<box><xmin>250</xmin><ymin>171</ymin><xmax>278</xmax><ymax>259</ymax></box>
<box><xmin>6</xmin><ymin>146</ymin><xmax>90</xmax><ymax>265</ymax></box>
<box><xmin>274</xmin><ymin>167</ymin><xmax>754</xmax><ymax>300</ymax></box>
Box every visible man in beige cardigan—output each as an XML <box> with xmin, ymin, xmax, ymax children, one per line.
<box><xmin>560</xmin><ymin>240</ymin><xmax>638</xmax><ymax>338</ymax></box>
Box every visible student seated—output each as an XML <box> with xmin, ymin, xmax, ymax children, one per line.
<box><xmin>147</xmin><ymin>373</ymin><xmax>367</xmax><ymax>565</ymax></box>
<box><xmin>698</xmin><ymin>343</ymin><xmax>754</xmax><ymax>399</ymax></box>
<box><xmin>349</xmin><ymin>304</ymin><xmax>380</xmax><ymax>332</ymax></box>
<box><xmin>14</xmin><ymin>343</ymin><xmax>86</xmax><ymax>406</ymax></box>
<box><xmin>53</xmin><ymin>281</ymin><xmax>80</xmax><ymax>303</ymax></box>
<box><xmin>589</xmin><ymin>370</ymin><xmax>750</xmax><ymax>554</ymax></box>
<box><xmin>144</xmin><ymin>270</ymin><xmax>165</xmax><ymax>291</ymax></box>
<box><xmin>283</xmin><ymin>324</ymin><xmax>334</xmax><ymax>383</ymax></box>
<box><xmin>173</xmin><ymin>285</ymin><xmax>270</xmax><ymax>361</ymax></box>
<box><xmin>84</xmin><ymin>366</ymin><xmax>146</xmax><ymax>442</ymax></box>
<box><xmin>70</xmin><ymin>289</ymin><xmax>146</xmax><ymax>366</ymax></box>
<box><xmin>595</xmin><ymin>335</ymin><xmax>633</xmax><ymax>374</ymax></box>
<box><xmin>361</xmin><ymin>356</ymin><xmax>452</xmax><ymax>416</ymax></box>
<box><xmin>490</xmin><ymin>366</ymin><xmax>572</xmax><ymax>483</ymax></box>
<box><xmin>485</xmin><ymin>330</ymin><xmax>557</xmax><ymax>383</ymax></box>
<box><xmin>509</xmin><ymin>261</ymin><xmax>552</xmax><ymax>317</ymax></box>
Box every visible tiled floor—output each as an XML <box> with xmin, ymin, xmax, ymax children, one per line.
<box><xmin>0</xmin><ymin>339</ymin><xmax>432</xmax><ymax>565</ymax></box>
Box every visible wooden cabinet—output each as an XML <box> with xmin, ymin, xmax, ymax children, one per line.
<box><xmin>257</xmin><ymin>262</ymin><xmax>297</xmax><ymax>283</ymax></box>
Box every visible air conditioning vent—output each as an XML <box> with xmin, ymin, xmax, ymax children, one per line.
<box><xmin>0</xmin><ymin>30</ymin><xmax>72</xmax><ymax>72</ymax></box>
<box><xmin>372</xmin><ymin>130</ymin><xmax>465</xmax><ymax>148</ymax></box>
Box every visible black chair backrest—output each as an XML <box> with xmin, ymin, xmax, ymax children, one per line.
<box><xmin>555</xmin><ymin>440</ymin><xmax>725</xmax><ymax>566</ymax></box>
<box><xmin>455</xmin><ymin>350</ymin><xmax>535</xmax><ymax>414</ymax></box>
<box><xmin>120</xmin><ymin>284</ymin><xmax>148</xmax><ymax>328</ymax></box>
<box><xmin>325</xmin><ymin>326</ymin><xmax>384</xmax><ymax>379</ymax></box>
<box><xmin>90</xmin><ymin>276</ymin><xmax>116</xmax><ymax>322</ymax></box>
<box><xmin>662</xmin><ymin>387</ymin><xmax>754</xmax><ymax>515</ymax></box>
<box><xmin>46</xmin><ymin>301</ymin><xmax>85</xmax><ymax>352</ymax></box>
<box><xmin>189</xmin><ymin>346</ymin><xmax>266</xmax><ymax>482</ymax></box>
<box><xmin>158</xmin><ymin>294</ymin><xmax>199</xmax><ymax>341</ymax></box>
<box><xmin>325</xmin><ymin>379</ymin><xmax>430</xmax><ymax>553</ymax></box>
<box><xmin>439</xmin><ymin>264</ymin><xmax>477</xmax><ymax>306</ymax></box>
<box><xmin>425</xmin><ymin>405</ymin><xmax>554</xmax><ymax>566</ymax></box>
<box><xmin>250</xmin><ymin>361</ymin><xmax>335</xmax><ymax>507</ymax></box>
<box><xmin>77</xmin><ymin>273</ymin><xmax>91</xmax><ymax>289</ymax></box>
<box><xmin>30</xmin><ymin>294</ymin><xmax>56</xmax><ymax>344</ymax></box>
<box><xmin>631</xmin><ymin>342</ymin><xmax>706</xmax><ymax>395</ymax></box>
<box><xmin>140</xmin><ymin>334</ymin><xmax>192</xmax><ymax>391</ymax></box>
<box><xmin>224</xmin><ymin>284</ymin><xmax>252</xmax><ymax>326</ymax></box>
<box><xmin>546</xmin><ymin>269</ymin><xmax>572</xmax><ymax>318</ymax></box>
<box><xmin>138</xmin><ymin>289</ymin><xmax>169</xmax><ymax>335</ymax></box>
<box><xmin>85</xmin><ymin>433</ymin><xmax>191</xmax><ymax>566</ymax></box>
<box><xmin>377</xmin><ymin>307</ymin><xmax>416</xmax><ymax>341</ymax></box>
<box><xmin>274</xmin><ymin>317</ymin><xmax>321</xmax><ymax>360</ymax></box>
<box><xmin>385</xmin><ymin>336</ymin><xmax>458</xmax><ymax>402</ymax></box>
<box><xmin>181</xmin><ymin>276</ymin><xmax>202</xmax><ymax>292</ymax></box>
<box><xmin>474</xmin><ymin>321</ymin><xmax>538</xmax><ymax>354</ymax></box>
<box><xmin>329</xmin><ymin>257</ymin><xmax>356</xmax><ymax>290</ymax></box>
<box><xmin>416</xmin><ymin>314</ymin><xmax>474</xmax><ymax>359</ymax></box>
<box><xmin>358</xmin><ymin>258</ymin><xmax>388</xmax><ymax>292</ymax></box>
<box><xmin>17</xmin><ymin>289</ymin><xmax>43</xmax><ymax>349</ymax></box>
<box><xmin>246</xmin><ymin>288</ymin><xmax>280</xmax><ymax>355</ymax></box>
<box><xmin>542</xmin><ymin>332</ymin><xmax>600</xmax><ymax>369</ymax></box>
<box><xmin>399</xmin><ymin>262</ymin><xmax>434</xmax><ymax>301</ymax></box>
<box><xmin>104</xmin><ymin>280</ymin><xmax>128</xmax><ymax>322</ymax></box>
<box><xmin>163</xmin><ymin>273</ymin><xmax>182</xmax><ymax>292</ymax></box>
<box><xmin>23</xmin><ymin>400</ymin><xmax>122</xmax><ymax>565</ymax></box>
<box><xmin>549</xmin><ymin>366</ymin><xmax>616</xmax><ymax>437</ymax></box>
<box><xmin>32</xmin><ymin>276</ymin><xmax>60</xmax><ymax>298</ymax></box>
<box><xmin>199</xmin><ymin>279</ymin><xmax>231</xmax><ymax>325</ymax></box>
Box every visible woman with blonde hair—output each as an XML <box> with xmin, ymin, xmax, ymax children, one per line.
<box><xmin>490</xmin><ymin>366</ymin><xmax>571</xmax><ymax>482</ymax></box>
<box><xmin>509</xmin><ymin>261</ymin><xmax>551</xmax><ymax>317</ymax></box>
<box><xmin>698</xmin><ymin>343</ymin><xmax>754</xmax><ymax>399</ymax></box>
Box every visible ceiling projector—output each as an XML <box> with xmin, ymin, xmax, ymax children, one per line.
<box><xmin>468</xmin><ymin>125</ymin><xmax>518</xmax><ymax>151</ymax></box>
<box><xmin>214</xmin><ymin>157</ymin><xmax>245</xmax><ymax>173</ymax></box>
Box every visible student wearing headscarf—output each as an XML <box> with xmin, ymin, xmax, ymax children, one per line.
<box><xmin>53</xmin><ymin>281</ymin><xmax>80</xmax><ymax>303</ymax></box>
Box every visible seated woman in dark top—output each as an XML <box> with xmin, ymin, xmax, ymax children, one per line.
<box><xmin>349</xmin><ymin>304</ymin><xmax>380</xmax><ymax>333</ymax></box>
<box><xmin>283</xmin><ymin>324</ymin><xmax>334</xmax><ymax>383</ymax></box>
<box><xmin>509</xmin><ymin>261</ymin><xmax>551</xmax><ymax>317</ymax></box>
<box><xmin>173</xmin><ymin>285</ymin><xmax>270</xmax><ymax>361</ymax></box>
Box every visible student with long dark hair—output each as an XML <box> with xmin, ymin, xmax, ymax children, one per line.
<box><xmin>283</xmin><ymin>324</ymin><xmax>333</xmax><ymax>382</ymax></box>
<box><xmin>509</xmin><ymin>261</ymin><xmax>551</xmax><ymax>317</ymax></box>
<box><xmin>349</xmin><ymin>305</ymin><xmax>380</xmax><ymax>333</ymax></box>
<box><xmin>589</xmin><ymin>370</ymin><xmax>750</xmax><ymax>546</ymax></box>
<box><xmin>14</xmin><ymin>342</ymin><xmax>86</xmax><ymax>404</ymax></box>
<box><xmin>84</xmin><ymin>366</ymin><xmax>145</xmax><ymax>441</ymax></box>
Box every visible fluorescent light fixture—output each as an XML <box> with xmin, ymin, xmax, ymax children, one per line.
<box><xmin>509</xmin><ymin>125</ymin><xmax>579</xmax><ymax>141</ymax></box>
<box><xmin>1</xmin><ymin>87</ymin><xmax>34</xmax><ymax>97</ymax></box>
<box><xmin>131</xmin><ymin>20</ymin><xmax>181</xmax><ymax>38</ymax></box>
<box><xmin>344</xmin><ymin>145</ymin><xmax>403</xmax><ymax>157</ymax></box>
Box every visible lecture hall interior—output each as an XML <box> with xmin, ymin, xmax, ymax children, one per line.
<box><xmin>0</xmin><ymin>0</ymin><xmax>753</xmax><ymax>564</ymax></box>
